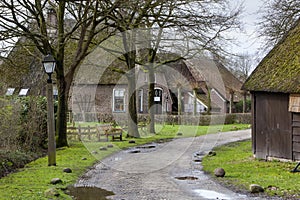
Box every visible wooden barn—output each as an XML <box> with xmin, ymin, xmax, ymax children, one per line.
<box><xmin>243</xmin><ymin>19</ymin><xmax>300</xmax><ymax>161</ymax></box>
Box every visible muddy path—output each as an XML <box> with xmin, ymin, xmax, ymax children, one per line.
<box><xmin>74</xmin><ymin>130</ymin><xmax>272</xmax><ymax>200</ymax></box>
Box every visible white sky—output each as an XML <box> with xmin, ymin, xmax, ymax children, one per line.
<box><xmin>235</xmin><ymin>0</ymin><xmax>264</xmax><ymax>53</ymax></box>
<box><xmin>227</xmin><ymin>0</ymin><xmax>266</xmax><ymax>70</ymax></box>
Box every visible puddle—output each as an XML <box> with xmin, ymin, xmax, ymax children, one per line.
<box><xmin>175</xmin><ymin>176</ymin><xmax>199</xmax><ymax>180</ymax></box>
<box><xmin>194</xmin><ymin>189</ymin><xmax>230</xmax><ymax>200</ymax></box>
<box><xmin>193</xmin><ymin>158</ymin><xmax>202</xmax><ymax>162</ymax></box>
<box><xmin>128</xmin><ymin>149</ymin><xmax>141</xmax><ymax>154</ymax></box>
<box><xmin>67</xmin><ymin>186</ymin><xmax>114</xmax><ymax>200</ymax></box>
<box><xmin>136</xmin><ymin>144</ymin><xmax>156</xmax><ymax>149</ymax></box>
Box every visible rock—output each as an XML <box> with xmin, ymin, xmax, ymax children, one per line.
<box><xmin>208</xmin><ymin>151</ymin><xmax>216</xmax><ymax>156</ymax></box>
<box><xmin>50</xmin><ymin>178</ymin><xmax>62</xmax><ymax>185</ymax></box>
<box><xmin>107</xmin><ymin>144</ymin><xmax>114</xmax><ymax>148</ymax></box>
<box><xmin>214</xmin><ymin>168</ymin><xmax>225</xmax><ymax>177</ymax></box>
<box><xmin>92</xmin><ymin>151</ymin><xmax>98</xmax><ymax>154</ymax></box>
<box><xmin>100</xmin><ymin>147</ymin><xmax>108</xmax><ymax>151</ymax></box>
<box><xmin>82</xmin><ymin>157</ymin><xmax>87</xmax><ymax>160</ymax></box>
<box><xmin>63</xmin><ymin>168</ymin><xmax>72</xmax><ymax>173</ymax></box>
<box><xmin>129</xmin><ymin>140</ymin><xmax>136</xmax><ymax>144</ymax></box>
<box><xmin>249</xmin><ymin>184</ymin><xmax>264</xmax><ymax>193</ymax></box>
<box><xmin>177</xmin><ymin>132</ymin><xmax>183</xmax><ymax>136</ymax></box>
<box><xmin>44</xmin><ymin>188</ymin><xmax>60</xmax><ymax>197</ymax></box>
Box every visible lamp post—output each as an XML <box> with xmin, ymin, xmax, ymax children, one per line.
<box><xmin>42</xmin><ymin>54</ymin><xmax>56</xmax><ymax>166</ymax></box>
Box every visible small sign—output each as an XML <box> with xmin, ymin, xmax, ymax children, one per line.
<box><xmin>289</xmin><ymin>94</ymin><xmax>300</xmax><ymax>112</ymax></box>
<box><xmin>154</xmin><ymin>97</ymin><xmax>160</xmax><ymax>102</ymax></box>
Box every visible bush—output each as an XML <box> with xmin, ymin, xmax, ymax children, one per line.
<box><xmin>0</xmin><ymin>96</ymin><xmax>48</xmax><ymax>177</ymax></box>
<box><xmin>0</xmin><ymin>96</ymin><xmax>48</xmax><ymax>152</ymax></box>
<box><xmin>235</xmin><ymin>99</ymin><xmax>251</xmax><ymax>113</ymax></box>
<box><xmin>0</xmin><ymin>150</ymin><xmax>39</xmax><ymax>178</ymax></box>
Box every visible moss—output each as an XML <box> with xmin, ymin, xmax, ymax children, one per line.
<box><xmin>243</xmin><ymin>19</ymin><xmax>300</xmax><ymax>93</ymax></box>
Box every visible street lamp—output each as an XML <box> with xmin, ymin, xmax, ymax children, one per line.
<box><xmin>42</xmin><ymin>54</ymin><xmax>56</xmax><ymax>166</ymax></box>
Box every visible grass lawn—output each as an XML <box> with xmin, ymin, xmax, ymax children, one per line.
<box><xmin>0</xmin><ymin>124</ymin><xmax>249</xmax><ymax>200</ymax></box>
<box><xmin>202</xmin><ymin>140</ymin><xmax>300</xmax><ymax>199</ymax></box>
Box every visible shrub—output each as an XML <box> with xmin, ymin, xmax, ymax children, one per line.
<box><xmin>0</xmin><ymin>96</ymin><xmax>48</xmax><ymax>152</ymax></box>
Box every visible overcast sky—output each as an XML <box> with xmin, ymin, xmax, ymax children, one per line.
<box><xmin>227</xmin><ymin>0</ymin><xmax>266</xmax><ymax>70</ymax></box>
<box><xmin>237</xmin><ymin>0</ymin><xmax>264</xmax><ymax>53</ymax></box>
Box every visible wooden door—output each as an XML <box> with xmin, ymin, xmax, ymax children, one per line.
<box><xmin>292</xmin><ymin>113</ymin><xmax>300</xmax><ymax>160</ymax></box>
<box><xmin>254</xmin><ymin>93</ymin><xmax>292</xmax><ymax>160</ymax></box>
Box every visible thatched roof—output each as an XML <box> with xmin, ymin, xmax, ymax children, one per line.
<box><xmin>0</xmin><ymin>40</ymin><xmax>45</xmax><ymax>95</ymax></box>
<box><xmin>243</xmin><ymin>19</ymin><xmax>300</xmax><ymax>93</ymax></box>
<box><xmin>186</xmin><ymin>58</ymin><xmax>243</xmax><ymax>102</ymax></box>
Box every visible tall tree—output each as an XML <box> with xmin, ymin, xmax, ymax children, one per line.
<box><xmin>0</xmin><ymin>0</ymin><xmax>115</xmax><ymax>147</ymax></box>
<box><xmin>105</xmin><ymin>0</ymin><xmax>242</xmax><ymax>133</ymax></box>
<box><xmin>258</xmin><ymin>0</ymin><xmax>300</xmax><ymax>48</ymax></box>
<box><xmin>230</xmin><ymin>53</ymin><xmax>252</xmax><ymax>82</ymax></box>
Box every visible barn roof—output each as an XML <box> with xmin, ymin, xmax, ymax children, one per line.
<box><xmin>186</xmin><ymin>58</ymin><xmax>243</xmax><ymax>102</ymax></box>
<box><xmin>243</xmin><ymin>19</ymin><xmax>300</xmax><ymax>93</ymax></box>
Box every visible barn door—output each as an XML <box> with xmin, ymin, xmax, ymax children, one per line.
<box><xmin>255</xmin><ymin>93</ymin><xmax>292</xmax><ymax>160</ymax></box>
<box><xmin>254</xmin><ymin>93</ymin><xmax>268</xmax><ymax>159</ymax></box>
<box><xmin>292</xmin><ymin>113</ymin><xmax>300</xmax><ymax>160</ymax></box>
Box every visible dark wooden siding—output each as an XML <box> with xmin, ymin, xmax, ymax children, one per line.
<box><xmin>253</xmin><ymin>92</ymin><xmax>292</xmax><ymax>160</ymax></box>
<box><xmin>292</xmin><ymin>113</ymin><xmax>300</xmax><ymax>160</ymax></box>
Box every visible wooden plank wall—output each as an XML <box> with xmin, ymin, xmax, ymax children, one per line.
<box><xmin>292</xmin><ymin>113</ymin><xmax>300</xmax><ymax>160</ymax></box>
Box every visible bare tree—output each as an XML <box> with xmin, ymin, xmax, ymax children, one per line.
<box><xmin>0</xmin><ymin>0</ymin><xmax>242</xmax><ymax>142</ymax></box>
<box><xmin>230</xmin><ymin>53</ymin><xmax>252</xmax><ymax>82</ymax></box>
<box><xmin>257</xmin><ymin>0</ymin><xmax>300</xmax><ymax>49</ymax></box>
<box><xmin>0</xmin><ymin>0</ymin><xmax>115</xmax><ymax>147</ymax></box>
<box><xmin>105</xmin><ymin>0</ymin><xmax>242</xmax><ymax>133</ymax></box>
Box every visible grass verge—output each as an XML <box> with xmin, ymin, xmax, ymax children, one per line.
<box><xmin>202</xmin><ymin>140</ymin><xmax>300</xmax><ymax>199</ymax></box>
<box><xmin>0</xmin><ymin>124</ymin><xmax>249</xmax><ymax>199</ymax></box>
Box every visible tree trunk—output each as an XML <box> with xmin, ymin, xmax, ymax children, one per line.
<box><xmin>127</xmin><ymin>70</ymin><xmax>140</xmax><ymax>138</ymax></box>
<box><xmin>229</xmin><ymin>92</ymin><xmax>234</xmax><ymax>114</ymax></box>
<box><xmin>206</xmin><ymin>86</ymin><xmax>211</xmax><ymax>114</ymax></box>
<box><xmin>56</xmin><ymin>77</ymin><xmax>68</xmax><ymax>147</ymax></box>
<box><xmin>193</xmin><ymin>88</ymin><xmax>197</xmax><ymax>116</ymax></box>
<box><xmin>243</xmin><ymin>91</ymin><xmax>247</xmax><ymax>113</ymax></box>
<box><xmin>148</xmin><ymin>68</ymin><xmax>155</xmax><ymax>134</ymax></box>
<box><xmin>178</xmin><ymin>86</ymin><xmax>182</xmax><ymax>115</ymax></box>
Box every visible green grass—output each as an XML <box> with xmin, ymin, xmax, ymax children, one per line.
<box><xmin>0</xmin><ymin>124</ymin><xmax>249</xmax><ymax>199</ymax></box>
<box><xmin>202</xmin><ymin>140</ymin><xmax>300</xmax><ymax>198</ymax></box>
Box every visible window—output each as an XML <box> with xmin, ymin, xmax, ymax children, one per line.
<box><xmin>5</xmin><ymin>88</ymin><xmax>15</xmax><ymax>96</ymax></box>
<box><xmin>113</xmin><ymin>89</ymin><xmax>125</xmax><ymax>112</ymax></box>
<box><xmin>138</xmin><ymin>89</ymin><xmax>143</xmax><ymax>113</ymax></box>
<box><xmin>19</xmin><ymin>88</ymin><xmax>29</xmax><ymax>96</ymax></box>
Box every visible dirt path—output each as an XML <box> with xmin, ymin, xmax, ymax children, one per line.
<box><xmin>75</xmin><ymin>130</ymin><xmax>269</xmax><ymax>200</ymax></box>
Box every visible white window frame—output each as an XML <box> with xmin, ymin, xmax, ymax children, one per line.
<box><xmin>113</xmin><ymin>88</ymin><xmax>125</xmax><ymax>112</ymax></box>
<box><xmin>5</xmin><ymin>88</ymin><xmax>15</xmax><ymax>96</ymax></box>
<box><xmin>19</xmin><ymin>88</ymin><xmax>29</xmax><ymax>96</ymax></box>
<box><xmin>138</xmin><ymin>89</ymin><xmax>143</xmax><ymax>112</ymax></box>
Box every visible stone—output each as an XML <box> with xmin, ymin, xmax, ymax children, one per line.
<box><xmin>249</xmin><ymin>184</ymin><xmax>264</xmax><ymax>193</ymax></box>
<box><xmin>44</xmin><ymin>188</ymin><xmax>60</xmax><ymax>197</ymax></box>
<box><xmin>107</xmin><ymin>144</ymin><xmax>114</xmax><ymax>148</ymax></box>
<box><xmin>129</xmin><ymin>140</ymin><xmax>136</xmax><ymax>144</ymax></box>
<box><xmin>214</xmin><ymin>168</ymin><xmax>225</xmax><ymax>177</ymax></box>
<box><xmin>63</xmin><ymin>168</ymin><xmax>72</xmax><ymax>173</ymax></box>
<box><xmin>82</xmin><ymin>157</ymin><xmax>87</xmax><ymax>160</ymax></box>
<box><xmin>50</xmin><ymin>178</ymin><xmax>62</xmax><ymax>185</ymax></box>
<box><xmin>92</xmin><ymin>151</ymin><xmax>98</xmax><ymax>154</ymax></box>
<box><xmin>177</xmin><ymin>132</ymin><xmax>183</xmax><ymax>136</ymax></box>
<box><xmin>100</xmin><ymin>147</ymin><xmax>108</xmax><ymax>151</ymax></box>
<box><xmin>208</xmin><ymin>151</ymin><xmax>216</xmax><ymax>156</ymax></box>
